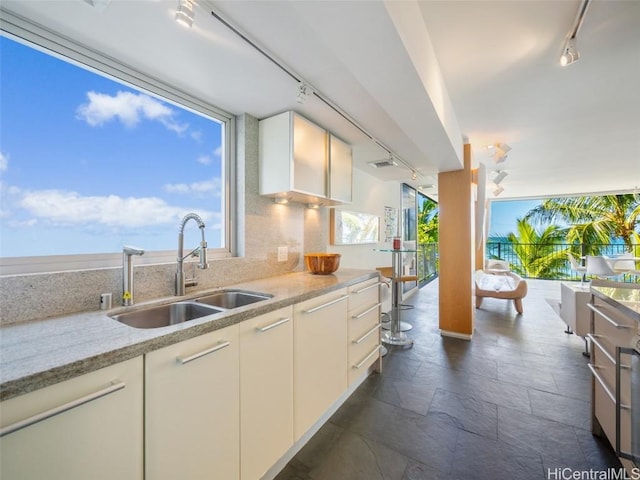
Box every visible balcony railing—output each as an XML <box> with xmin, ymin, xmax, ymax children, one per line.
<box><xmin>486</xmin><ymin>242</ymin><xmax>640</xmax><ymax>281</ymax></box>
<box><xmin>415</xmin><ymin>242</ymin><xmax>638</xmax><ymax>284</ymax></box>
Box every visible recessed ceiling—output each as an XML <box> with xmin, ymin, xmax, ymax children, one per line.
<box><xmin>2</xmin><ymin>0</ymin><xmax>639</xmax><ymax>201</ymax></box>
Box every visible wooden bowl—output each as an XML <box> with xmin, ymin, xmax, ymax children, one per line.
<box><xmin>304</xmin><ymin>253</ymin><xmax>341</xmax><ymax>275</ymax></box>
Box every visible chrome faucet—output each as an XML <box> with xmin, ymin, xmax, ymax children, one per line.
<box><xmin>176</xmin><ymin>213</ymin><xmax>208</xmax><ymax>296</ymax></box>
<box><xmin>122</xmin><ymin>245</ymin><xmax>145</xmax><ymax>306</ymax></box>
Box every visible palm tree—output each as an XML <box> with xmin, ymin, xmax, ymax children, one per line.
<box><xmin>418</xmin><ymin>199</ymin><xmax>438</xmax><ymax>244</ymax></box>
<box><xmin>494</xmin><ymin>218</ymin><xmax>569</xmax><ymax>279</ymax></box>
<box><xmin>525</xmin><ymin>194</ymin><xmax>640</xmax><ymax>255</ymax></box>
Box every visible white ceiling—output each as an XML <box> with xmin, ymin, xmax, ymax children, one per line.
<box><xmin>2</xmin><ymin>0</ymin><xmax>639</xmax><ymax>201</ymax></box>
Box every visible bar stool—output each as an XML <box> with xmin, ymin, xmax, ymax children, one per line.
<box><xmin>376</xmin><ymin>267</ymin><xmax>417</xmax><ymax>332</ymax></box>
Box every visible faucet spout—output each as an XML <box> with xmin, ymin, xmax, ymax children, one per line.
<box><xmin>122</xmin><ymin>245</ymin><xmax>145</xmax><ymax>306</ymax></box>
<box><xmin>176</xmin><ymin>213</ymin><xmax>208</xmax><ymax>296</ymax></box>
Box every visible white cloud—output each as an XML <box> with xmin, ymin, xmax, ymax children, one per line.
<box><xmin>0</xmin><ymin>152</ymin><xmax>7</xmax><ymax>172</ymax></box>
<box><xmin>17</xmin><ymin>189</ymin><xmax>211</xmax><ymax>228</ymax></box>
<box><xmin>164</xmin><ymin>178</ymin><xmax>221</xmax><ymax>196</ymax></box>
<box><xmin>76</xmin><ymin>91</ymin><xmax>188</xmax><ymax>134</ymax></box>
<box><xmin>197</xmin><ymin>155</ymin><xmax>213</xmax><ymax>166</ymax></box>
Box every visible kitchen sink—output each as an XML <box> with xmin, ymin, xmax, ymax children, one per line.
<box><xmin>194</xmin><ymin>290</ymin><xmax>272</xmax><ymax>309</ymax></box>
<box><xmin>111</xmin><ymin>301</ymin><xmax>223</xmax><ymax>329</ymax></box>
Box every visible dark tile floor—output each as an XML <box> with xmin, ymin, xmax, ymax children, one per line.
<box><xmin>274</xmin><ymin>278</ymin><xmax>622</xmax><ymax>480</ymax></box>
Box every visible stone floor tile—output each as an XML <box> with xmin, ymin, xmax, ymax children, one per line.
<box><xmin>528</xmin><ymin>388</ymin><xmax>591</xmax><ymax>430</ymax></box>
<box><xmin>429</xmin><ymin>388</ymin><xmax>498</xmax><ymax>439</ymax></box>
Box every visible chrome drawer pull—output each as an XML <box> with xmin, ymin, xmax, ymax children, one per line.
<box><xmin>303</xmin><ymin>295</ymin><xmax>348</xmax><ymax>314</ymax></box>
<box><xmin>587</xmin><ymin>303</ymin><xmax>632</xmax><ymax>329</ymax></box>
<box><xmin>256</xmin><ymin>317</ymin><xmax>290</xmax><ymax>333</ymax></box>
<box><xmin>353</xmin><ymin>282</ymin><xmax>383</xmax><ymax>294</ymax></box>
<box><xmin>0</xmin><ymin>381</ymin><xmax>126</xmax><ymax>437</ymax></box>
<box><xmin>353</xmin><ymin>345</ymin><xmax>381</xmax><ymax>369</ymax></box>
<box><xmin>178</xmin><ymin>340</ymin><xmax>230</xmax><ymax>364</ymax></box>
<box><xmin>353</xmin><ymin>324</ymin><xmax>381</xmax><ymax>345</ymax></box>
<box><xmin>616</xmin><ymin>346</ymin><xmax>637</xmax><ymax>462</ymax></box>
<box><xmin>587</xmin><ymin>334</ymin><xmax>616</xmax><ymax>365</ymax></box>
<box><xmin>587</xmin><ymin>363</ymin><xmax>616</xmax><ymax>404</ymax></box>
<box><xmin>352</xmin><ymin>303</ymin><xmax>382</xmax><ymax>319</ymax></box>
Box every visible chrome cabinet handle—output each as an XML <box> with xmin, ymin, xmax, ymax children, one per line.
<box><xmin>352</xmin><ymin>303</ymin><xmax>381</xmax><ymax>319</ymax></box>
<box><xmin>177</xmin><ymin>340</ymin><xmax>230</xmax><ymax>364</ymax></box>
<box><xmin>353</xmin><ymin>324</ymin><xmax>381</xmax><ymax>345</ymax></box>
<box><xmin>587</xmin><ymin>304</ymin><xmax>632</xmax><ymax>329</ymax></box>
<box><xmin>303</xmin><ymin>295</ymin><xmax>348</xmax><ymax>314</ymax></box>
<box><xmin>615</xmin><ymin>346</ymin><xmax>637</xmax><ymax>462</ymax></box>
<box><xmin>587</xmin><ymin>363</ymin><xmax>616</xmax><ymax>404</ymax></box>
<box><xmin>353</xmin><ymin>345</ymin><xmax>381</xmax><ymax>369</ymax></box>
<box><xmin>587</xmin><ymin>334</ymin><xmax>616</xmax><ymax>365</ymax></box>
<box><xmin>353</xmin><ymin>282</ymin><xmax>383</xmax><ymax>295</ymax></box>
<box><xmin>256</xmin><ymin>317</ymin><xmax>290</xmax><ymax>333</ymax></box>
<box><xmin>0</xmin><ymin>381</ymin><xmax>126</xmax><ymax>437</ymax></box>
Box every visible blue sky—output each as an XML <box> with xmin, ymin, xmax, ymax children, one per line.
<box><xmin>0</xmin><ymin>35</ymin><xmax>224</xmax><ymax>257</ymax></box>
<box><xmin>489</xmin><ymin>199</ymin><xmax>542</xmax><ymax>237</ymax></box>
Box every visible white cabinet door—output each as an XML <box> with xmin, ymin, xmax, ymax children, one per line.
<box><xmin>0</xmin><ymin>357</ymin><xmax>143</xmax><ymax>480</ymax></box>
<box><xmin>293</xmin><ymin>289</ymin><xmax>348</xmax><ymax>440</ymax></box>
<box><xmin>145</xmin><ymin>325</ymin><xmax>240</xmax><ymax>480</ymax></box>
<box><xmin>292</xmin><ymin>113</ymin><xmax>327</xmax><ymax>197</ymax></box>
<box><xmin>328</xmin><ymin>134</ymin><xmax>352</xmax><ymax>204</ymax></box>
<box><xmin>348</xmin><ymin>278</ymin><xmax>381</xmax><ymax>385</ymax></box>
<box><xmin>240</xmin><ymin>306</ymin><xmax>294</xmax><ymax>480</ymax></box>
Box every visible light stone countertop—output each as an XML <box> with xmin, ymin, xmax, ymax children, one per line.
<box><xmin>0</xmin><ymin>269</ymin><xmax>378</xmax><ymax>401</ymax></box>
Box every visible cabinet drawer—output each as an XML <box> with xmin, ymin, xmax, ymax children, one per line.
<box><xmin>593</xmin><ymin>375</ymin><xmax>632</xmax><ymax>455</ymax></box>
<box><xmin>348</xmin><ymin>278</ymin><xmax>380</xmax><ymax>313</ymax></box>
<box><xmin>349</xmin><ymin>304</ymin><xmax>380</xmax><ymax>341</ymax></box>
<box><xmin>348</xmin><ymin>330</ymin><xmax>380</xmax><ymax>385</ymax></box>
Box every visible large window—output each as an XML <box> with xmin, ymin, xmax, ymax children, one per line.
<box><xmin>0</xmin><ymin>33</ymin><xmax>232</xmax><ymax>272</ymax></box>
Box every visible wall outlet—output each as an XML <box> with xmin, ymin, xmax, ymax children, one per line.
<box><xmin>277</xmin><ymin>246</ymin><xmax>288</xmax><ymax>262</ymax></box>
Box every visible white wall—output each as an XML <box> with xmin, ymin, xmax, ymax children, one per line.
<box><xmin>326</xmin><ymin>168</ymin><xmax>401</xmax><ymax>270</ymax></box>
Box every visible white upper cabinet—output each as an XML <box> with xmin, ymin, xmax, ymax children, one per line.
<box><xmin>328</xmin><ymin>134</ymin><xmax>353</xmax><ymax>204</ymax></box>
<box><xmin>259</xmin><ymin>111</ymin><xmax>352</xmax><ymax>205</ymax></box>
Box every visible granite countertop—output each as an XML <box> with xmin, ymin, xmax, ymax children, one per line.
<box><xmin>0</xmin><ymin>269</ymin><xmax>378</xmax><ymax>401</ymax></box>
<box><xmin>590</xmin><ymin>283</ymin><xmax>640</xmax><ymax>318</ymax></box>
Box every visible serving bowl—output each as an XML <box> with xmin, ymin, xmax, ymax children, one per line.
<box><xmin>304</xmin><ymin>253</ymin><xmax>341</xmax><ymax>275</ymax></box>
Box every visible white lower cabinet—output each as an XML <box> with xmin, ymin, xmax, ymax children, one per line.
<box><xmin>0</xmin><ymin>357</ymin><xmax>143</xmax><ymax>480</ymax></box>
<box><xmin>293</xmin><ymin>288</ymin><xmax>348</xmax><ymax>440</ymax></box>
<box><xmin>145</xmin><ymin>324</ymin><xmax>240</xmax><ymax>480</ymax></box>
<box><xmin>348</xmin><ymin>278</ymin><xmax>382</xmax><ymax>386</ymax></box>
<box><xmin>240</xmin><ymin>306</ymin><xmax>294</xmax><ymax>480</ymax></box>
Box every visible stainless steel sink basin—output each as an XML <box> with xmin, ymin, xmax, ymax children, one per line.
<box><xmin>112</xmin><ymin>301</ymin><xmax>223</xmax><ymax>329</ymax></box>
<box><xmin>194</xmin><ymin>290</ymin><xmax>272</xmax><ymax>309</ymax></box>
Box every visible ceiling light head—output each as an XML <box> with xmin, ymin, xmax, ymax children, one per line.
<box><xmin>560</xmin><ymin>38</ymin><xmax>580</xmax><ymax>66</ymax></box>
<box><xmin>493</xmin><ymin>186</ymin><xmax>504</xmax><ymax>197</ymax></box>
<box><xmin>490</xmin><ymin>143</ymin><xmax>511</xmax><ymax>163</ymax></box>
<box><xmin>492</xmin><ymin>170</ymin><xmax>508</xmax><ymax>185</ymax></box>
<box><xmin>175</xmin><ymin>0</ymin><xmax>195</xmax><ymax>28</ymax></box>
<box><xmin>411</xmin><ymin>171</ymin><xmax>418</xmax><ymax>181</ymax></box>
<box><xmin>274</xmin><ymin>196</ymin><xmax>289</xmax><ymax>205</ymax></box>
<box><xmin>296</xmin><ymin>82</ymin><xmax>313</xmax><ymax>104</ymax></box>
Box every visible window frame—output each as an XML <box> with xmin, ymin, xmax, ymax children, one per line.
<box><xmin>0</xmin><ymin>9</ymin><xmax>236</xmax><ymax>275</ymax></box>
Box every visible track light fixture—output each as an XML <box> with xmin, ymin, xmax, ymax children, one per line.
<box><xmin>175</xmin><ymin>0</ymin><xmax>195</xmax><ymax>28</ymax></box>
<box><xmin>493</xmin><ymin>186</ymin><xmax>504</xmax><ymax>197</ymax></box>
<box><xmin>493</xmin><ymin>170</ymin><xmax>508</xmax><ymax>185</ymax></box>
<box><xmin>296</xmin><ymin>82</ymin><xmax>313</xmax><ymax>104</ymax></box>
<box><xmin>560</xmin><ymin>38</ymin><xmax>580</xmax><ymax>66</ymax></box>
<box><xmin>559</xmin><ymin>0</ymin><xmax>591</xmax><ymax>67</ymax></box>
<box><xmin>488</xmin><ymin>143</ymin><xmax>511</xmax><ymax>163</ymax></box>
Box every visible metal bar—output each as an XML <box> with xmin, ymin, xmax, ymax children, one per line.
<box><xmin>255</xmin><ymin>317</ymin><xmax>290</xmax><ymax>333</ymax></box>
<box><xmin>353</xmin><ymin>324</ymin><xmax>381</xmax><ymax>345</ymax></box>
<box><xmin>0</xmin><ymin>381</ymin><xmax>126</xmax><ymax>437</ymax></box>
<box><xmin>587</xmin><ymin>303</ymin><xmax>632</xmax><ymax>329</ymax></box>
<box><xmin>353</xmin><ymin>282</ymin><xmax>383</xmax><ymax>295</ymax></box>
<box><xmin>616</xmin><ymin>346</ymin><xmax>638</xmax><ymax>462</ymax></box>
<box><xmin>587</xmin><ymin>334</ymin><xmax>616</xmax><ymax>365</ymax></box>
<box><xmin>588</xmin><ymin>363</ymin><xmax>616</xmax><ymax>404</ymax></box>
<box><xmin>303</xmin><ymin>295</ymin><xmax>348</xmax><ymax>314</ymax></box>
<box><xmin>353</xmin><ymin>345</ymin><xmax>382</xmax><ymax>370</ymax></box>
<box><xmin>177</xmin><ymin>340</ymin><xmax>230</xmax><ymax>364</ymax></box>
<box><xmin>352</xmin><ymin>303</ymin><xmax>382</xmax><ymax>320</ymax></box>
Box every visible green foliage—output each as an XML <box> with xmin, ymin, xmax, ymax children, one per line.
<box><xmin>525</xmin><ymin>194</ymin><xmax>640</xmax><ymax>254</ymax></box>
<box><xmin>495</xmin><ymin>218</ymin><xmax>570</xmax><ymax>279</ymax></box>
<box><xmin>418</xmin><ymin>197</ymin><xmax>439</xmax><ymax>244</ymax></box>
